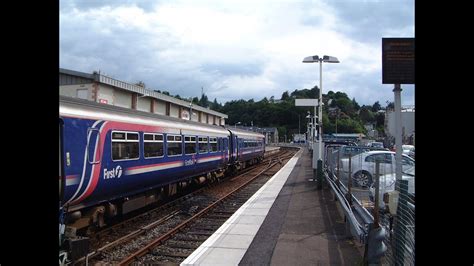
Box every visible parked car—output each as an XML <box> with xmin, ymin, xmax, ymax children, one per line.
<box><xmin>369</xmin><ymin>166</ymin><xmax>415</xmax><ymax>212</ymax></box>
<box><xmin>339</xmin><ymin>145</ymin><xmax>373</xmax><ymax>158</ymax></box>
<box><xmin>367</xmin><ymin>141</ymin><xmax>384</xmax><ymax>149</ymax></box>
<box><xmin>338</xmin><ymin>145</ymin><xmax>387</xmax><ymax>159</ymax></box>
<box><xmin>339</xmin><ymin>150</ymin><xmax>415</xmax><ymax>188</ymax></box>
<box><xmin>402</xmin><ymin>145</ymin><xmax>415</xmax><ymax>159</ymax></box>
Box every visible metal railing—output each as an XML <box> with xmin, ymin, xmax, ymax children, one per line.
<box><xmin>324</xmin><ymin>145</ymin><xmax>415</xmax><ymax>265</ymax></box>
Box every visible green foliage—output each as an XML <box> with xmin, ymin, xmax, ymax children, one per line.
<box><xmin>359</xmin><ymin>106</ymin><xmax>375</xmax><ymax>124</ymax></box>
<box><xmin>372</xmin><ymin>101</ymin><xmax>382</xmax><ymax>112</ymax></box>
<box><xmin>160</xmin><ymin>88</ymin><xmax>385</xmax><ymax>137</ymax></box>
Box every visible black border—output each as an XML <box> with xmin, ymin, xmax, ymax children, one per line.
<box><xmin>1</xmin><ymin>1</ymin><xmax>59</xmax><ymax>264</ymax></box>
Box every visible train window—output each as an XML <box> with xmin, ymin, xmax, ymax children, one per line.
<box><xmin>167</xmin><ymin>134</ymin><xmax>183</xmax><ymax>156</ymax></box>
<box><xmin>198</xmin><ymin>137</ymin><xmax>209</xmax><ymax>153</ymax></box>
<box><xmin>210</xmin><ymin>137</ymin><xmax>218</xmax><ymax>152</ymax></box>
<box><xmin>144</xmin><ymin>133</ymin><xmax>164</xmax><ymax>158</ymax></box>
<box><xmin>127</xmin><ymin>133</ymin><xmax>139</xmax><ymax>140</ymax></box>
<box><xmin>112</xmin><ymin>132</ymin><xmax>125</xmax><ymax>140</ymax></box>
<box><xmin>112</xmin><ymin>131</ymin><xmax>139</xmax><ymax>161</ymax></box>
<box><xmin>185</xmin><ymin>136</ymin><xmax>197</xmax><ymax>155</ymax></box>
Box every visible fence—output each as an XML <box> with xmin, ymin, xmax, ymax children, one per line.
<box><xmin>325</xmin><ymin>145</ymin><xmax>415</xmax><ymax>265</ymax></box>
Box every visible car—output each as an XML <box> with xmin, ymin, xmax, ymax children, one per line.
<box><xmin>369</xmin><ymin>166</ymin><xmax>415</xmax><ymax>212</ymax></box>
<box><xmin>367</xmin><ymin>141</ymin><xmax>384</xmax><ymax>149</ymax></box>
<box><xmin>339</xmin><ymin>145</ymin><xmax>372</xmax><ymax>158</ymax></box>
<box><xmin>339</xmin><ymin>150</ymin><xmax>415</xmax><ymax>188</ymax></box>
<box><xmin>402</xmin><ymin>145</ymin><xmax>415</xmax><ymax>159</ymax></box>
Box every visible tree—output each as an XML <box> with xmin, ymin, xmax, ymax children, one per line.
<box><xmin>359</xmin><ymin>106</ymin><xmax>375</xmax><ymax>124</ymax></box>
<box><xmin>281</xmin><ymin>91</ymin><xmax>290</xmax><ymax>101</ymax></box>
<box><xmin>352</xmin><ymin>98</ymin><xmax>360</xmax><ymax>111</ymax></box>
<box><xmin>210</xmin><ymin>98</ymin><xmax>221</xmax><ymax>111</ymax></box>
<box><xmin>199</xmin><ymin>93</ymin><xmax>209</xmax><ymax>107</ymax></box>
<box><xmin>372</xmin><ymin>101</ymin><xmax>381</xmax><ymax>112</ymax></box>
<box><xmin>386</xmin><ymin>101</ymin><xmax>394</xmax><ymax>110</ymax></box>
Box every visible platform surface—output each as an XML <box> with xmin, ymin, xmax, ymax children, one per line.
<box><xmin>182</xmin><ymin>148</ymin><xmax>363</xmax><ymax>265</ymax></box>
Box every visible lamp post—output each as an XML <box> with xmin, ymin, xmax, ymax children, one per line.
<box><xmin>235</xmin><ymin>121</ymin><xmax>241</xmax><ymax>128</ymax></box>
<box><xmin>303</xmin><ymin>55</ymin><xmax>340</xmax><ymax>185</ymax></box>
<box><xmin>189</xmin><ymin>102</ymin><xmax>193</xmax><ymax>121</ymax></box>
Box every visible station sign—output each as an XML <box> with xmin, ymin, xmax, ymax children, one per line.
<box><xmin>295</xmin><ymin>99</ymin><xmax>319</xmax><ymax>106</ymax></box>
<box><xmin>382</xmin><ymin>38</ymin><xmax>415</xmax><ymax>84</ymax></box>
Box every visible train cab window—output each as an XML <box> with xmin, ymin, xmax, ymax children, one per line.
<box><xmin>210</xmin><ymin>137</ymin><xmax>218</xmax><ymax>152</ymax></box>
<box><xmin>167</xmin><ymin>135</ymin><xmax>183</xmax><ymax>156</ymax></box>
<box><xmin>144</xmin><ymin>133</ymin><xmax>164</xmax><ymax>158</ymax></box>
<box><xmin>185</xmin><ymin>136</ymin><xmax>197</xmax><ymax>155</ymax></box>
<box><xmin>112</xmin><ymin>131</ymin><xmax>139</xmax><ymax>160</ymax></box>
<box><xmin>198</xmin><ymin>137</ymin><xmax>209</xmax><ymax>153</ymax></box>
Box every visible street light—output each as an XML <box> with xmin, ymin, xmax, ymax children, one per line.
<box><xmin>303</xmin><ymin>55</ymin><xmax>340</xmax><ymax>184</ymax></box>
<box><xmin>189</xmin><ymin>102</ymin><xmax>193</xmax><ymax>121</ymax></box>
<box><xmin>235</xmin><ymin>121</ymin><xmax>241</xmax><ymax>128</ymax></box>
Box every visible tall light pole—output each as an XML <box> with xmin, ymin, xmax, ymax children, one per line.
<box><xmin>189</xmin><ymin>102</ymin><xmax>193</xmax><ymax>121</ymax></box>
<box><xmin>303</xmin><ymin>55</ymin><xmax>340</xmax><ymax>184</ymax></box>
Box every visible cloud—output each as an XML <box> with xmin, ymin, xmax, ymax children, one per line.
<box><xmin>60</xmin><ymin>0</ymin><xmax>414</xmax><ymax>106</ymax></box>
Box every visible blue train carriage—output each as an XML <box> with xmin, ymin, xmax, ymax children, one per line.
<box><xmin>59</xmin><ymin>96</ymin><xmax>231</xmax><ymax>231</ymax></box>
<box><xmin>227</xmin><ymin>128</ymin><xmax>265</xmax><ymax>171</ymax></box>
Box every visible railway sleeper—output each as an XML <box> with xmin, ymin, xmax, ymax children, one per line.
<box><xmin>163</xmin><ymin>242</ymin><xmax>201</xmax><ymax>250</ymax></box>
<box><xmin>166</xmin><ymin>240</ymin><xmax>203</xmax><ymax>248</ymax></box>
<box><xmin>150</xmin><ymin>251</ymin><xmax>190</xmax><ymax>259</ymax></box>
<box><xmin>173</xmin><ymin>234</ymin><xmax>209</xmax><ymax>242</ymax></box>
<box><xmin>184</xmin><ymin>231</ymin><xmax>215</xmax><ymax>236</ymax></box>
<box><xmin>203</xmin><ymin>214</ymin><xmax>233</xmax><ymax>219</ymax></box>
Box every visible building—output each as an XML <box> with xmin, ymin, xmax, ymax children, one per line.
<box><xmin>384</xmin><ymin>108</ymin><xmax>415</xmax><ymax>144</ymax></box>
<box><xmin>59</xmin><ymin>68</ymin><xmax>228</xmax><ymax>126</ymax></box>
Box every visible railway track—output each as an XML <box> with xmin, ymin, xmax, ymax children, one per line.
<box><xmin>75</xmin><ymin>148</ymin><xmax>297</xmax><ymax>265</ymax></box>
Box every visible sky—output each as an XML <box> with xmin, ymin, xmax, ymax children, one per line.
<box><xmin>60</xmin><ymin>0</ymin><xmax>415</xmax><ymax>107</ymax></box>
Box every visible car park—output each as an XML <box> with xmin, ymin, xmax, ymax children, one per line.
<box><xmin>402</xmin><ymin>145</ymin><xmax>415</xmax><ymax>159</ymax></box>
<box><xmin>369</xmin><ymin>166</ymin><xmax>415</xmax><ymax>213</ymax></box>
<box><xmin>367</xmin><ymin>141</ymin><xmax>384</xmax><ymax>149</ymax></box>
<box><xmin>339</xmin><ymin>150</ymin><xmax>415</xmax><ymax>188</ymax></box>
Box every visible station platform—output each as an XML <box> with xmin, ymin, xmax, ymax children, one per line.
<box><xmin>182</xmin><ymin>148</ymin><xmax>363</xmax><ymax>265</ymax></box>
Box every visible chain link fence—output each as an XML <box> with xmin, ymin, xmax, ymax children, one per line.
<box><xmin>325</xmin><ymin>144</ymin><xmax>415</xmax><ymax>265</ymax></box>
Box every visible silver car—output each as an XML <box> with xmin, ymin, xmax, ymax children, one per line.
<box><xmin>369</xmin><ymin>166</ymin><xmax>415</xmax><ymax>212</ymax></box>
<box><xmin>339</xmin><ymin>150</ymin><xmax>415</xmax><ymax>187</ymax></box>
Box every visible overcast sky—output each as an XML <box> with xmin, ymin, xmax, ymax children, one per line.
<box><xmin>60</xmin><ymin>0</ymin><xmax>415</xmax><ymax>107</ymax></box>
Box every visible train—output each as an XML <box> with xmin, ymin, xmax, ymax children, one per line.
<box><xmin>59</xmin><ymin>96</ymin><xmax>265</xmax><ymax>243</ymax></box>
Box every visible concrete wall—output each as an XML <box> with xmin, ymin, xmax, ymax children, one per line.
<box><xmin>137</xmin><ymin>97</ymin><xmax>151</xmax><ymax>112</ymax></box>
<box><xmin>169</xmin><ymin>103</ymin><xmax>179</xmax><ymax>118</ymax></box>
<box><xmin>191</xmin><ymin>111</ymin><xmax>198</xmax><ymax>122</ymax></box>
<box><xmin>386</xmin><ymin>110</ymin><xmax>415</xmax><ymax>140</ymax></box>
<box><xmin>60</xmin><ymin>79</ymin><xmax>228</xmax><ymax>125</ymax></box>
<box><xmin>114</xmin><ymin>89</ymin><xmax>132</xmax><ymax>108</ymax></box>
<box><xmin>96</xmin><ymin>85</ymin><xmax>114</xmax><ymax>104</ymax></box>
<box><xmin>208</xmin><ymin>115</ymin><xmax>215</xmax><ymax>125</ymax></box>
<box><xmin>60</xmin><ymin>84</ymin><xmax>93</xmax><ymax>100</ymax></box>
<box><xmin>154</xmin><ymin>99</ymin><xmax>166</xmax><ymax>115</ymax></box>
